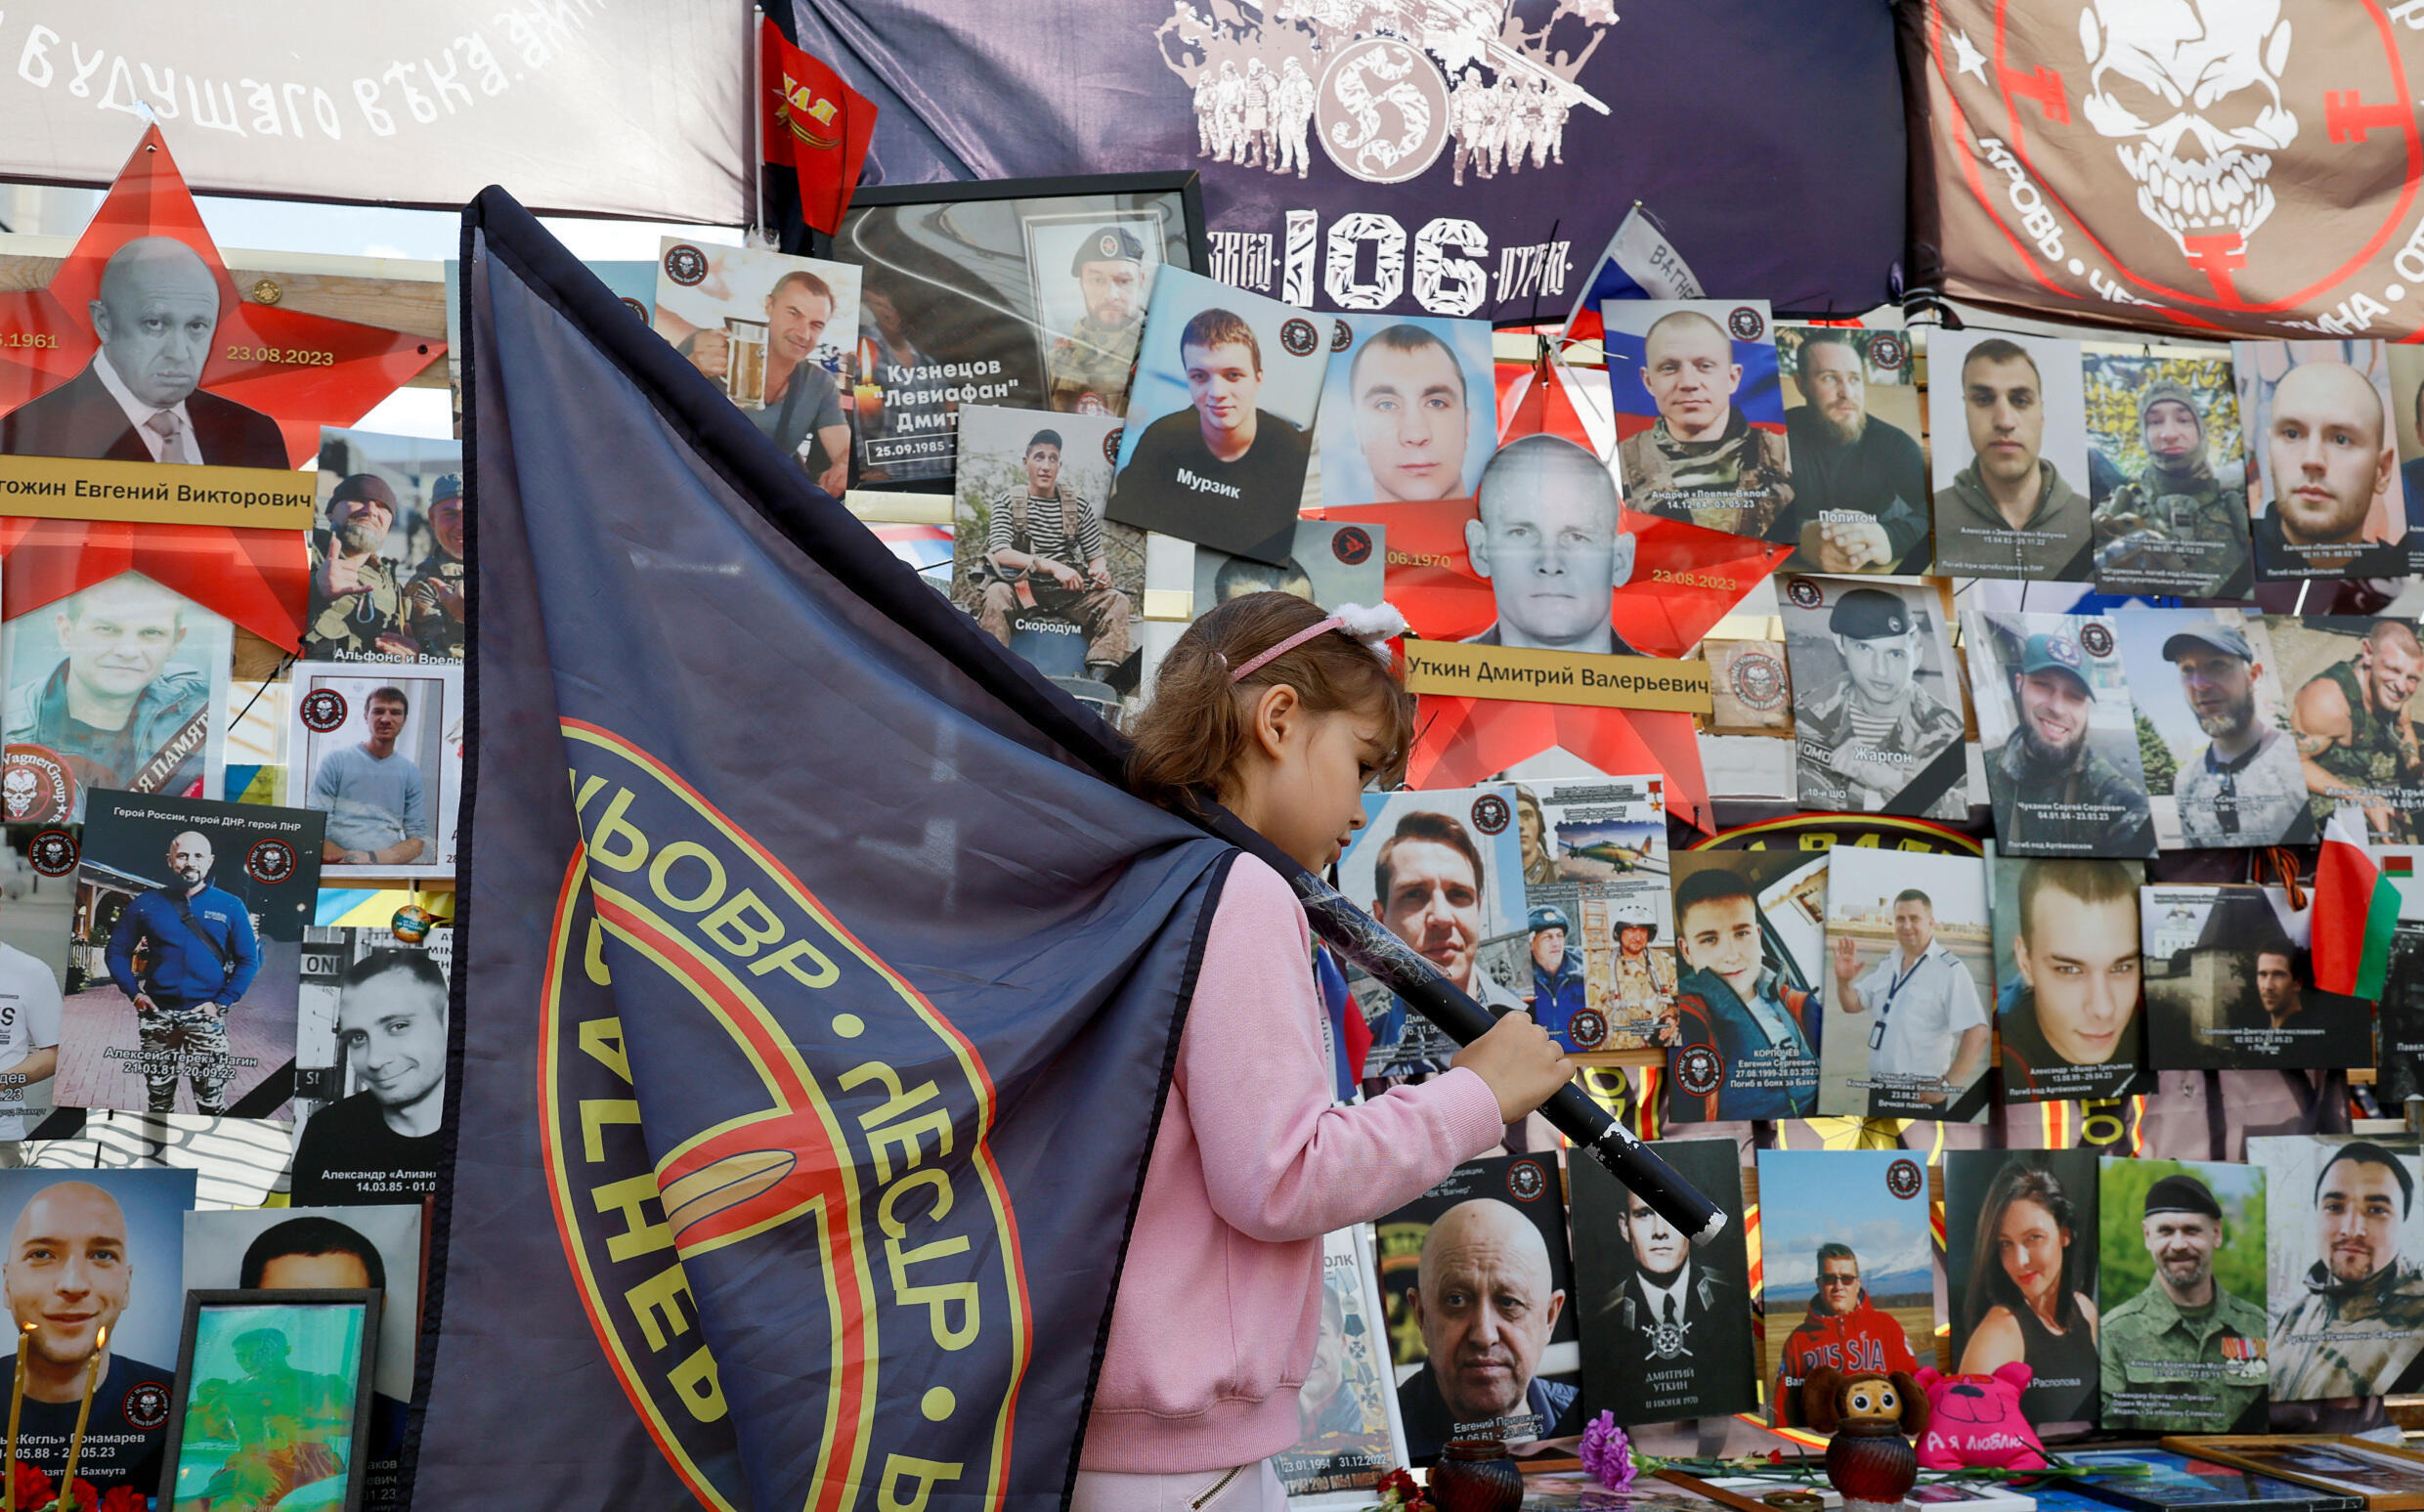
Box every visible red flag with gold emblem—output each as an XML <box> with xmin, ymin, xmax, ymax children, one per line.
<box><xmin>761</xmin><ymin>18</ymin><xmax>876</xmax><ymax>235</ymax></box>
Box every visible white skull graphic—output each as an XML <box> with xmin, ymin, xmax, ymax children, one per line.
<box><xmin>2078</xmin><ymin>0</ymin><xmax>2297</xmax><ymax>252</ymax></box>
<box><xmin>2</xmin><ymin>767</ymin><xmax>33</xmax><ymax>816</ymax></box>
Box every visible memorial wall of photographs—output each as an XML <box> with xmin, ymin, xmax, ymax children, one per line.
<box><xmin>23</xmin><ymin>133</ymin><xmax>2424</xmax><ymax>1509</ymax></box>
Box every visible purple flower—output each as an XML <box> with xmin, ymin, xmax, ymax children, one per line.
<box><xmin>1580</xmin><ymin>1411</ymin><xmax>1636</xmax><ymax>1492</ymax></box>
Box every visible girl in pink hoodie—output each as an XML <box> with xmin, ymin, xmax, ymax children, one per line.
<box><xmin>1084</xmin><ymin>591</ymin><xmax>1574</xmax><ymax>1512</ymax></box>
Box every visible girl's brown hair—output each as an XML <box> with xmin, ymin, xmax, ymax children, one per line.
<box><xmin>1127</xmin><ymin>591</ymin><xmax>1415</xmax><ymax>815</ymax></box>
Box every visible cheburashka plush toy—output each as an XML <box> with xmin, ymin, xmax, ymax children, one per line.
<box><xmin>1802</xmin><ymin>1366</ymin><xmax>1927</xmax><ymax>1512</ymax></box>
<box><xmin>1911</xmin><ymin>1363</ymin><xmax>2049</xmax><ymax>1473</ymax></box>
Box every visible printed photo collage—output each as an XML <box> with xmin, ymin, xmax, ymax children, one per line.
<box><xmin>1297</xmin><ymin>1132</ymin><xmax>2424</xmax><ymax>1489</ymax></box>
<box><xmin>0</xmin><ymin>410</ymin><xmax>465</xmax><ymax>1199</ymax></box>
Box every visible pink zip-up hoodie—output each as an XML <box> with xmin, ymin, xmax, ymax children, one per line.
<box><xmin>1080</xmin><ymin>853</ymin><xmax>1506</xmax><ymax>1474</ymax></box>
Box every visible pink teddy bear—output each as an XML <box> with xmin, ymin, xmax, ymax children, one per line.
<box><xmin>1911</xmin><ymin>1363</ymin><xmax>2048</xmax><ymax>1472</ymax></box>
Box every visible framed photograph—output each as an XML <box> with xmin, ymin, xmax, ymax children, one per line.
<box><xmin>652</xmin><ymin>238</ymin><xmax>862</xmax><ymax>495</ymax></box>
<box><xmin>1601</xmin><ymin>299</ymin><xmax>1793</xmax><ymax>541</ymax></box>
<box><xmin>818</xmin><ymin>172</ymin><xmax>1207</xmax><ymax>484</ymax></box>
<box><xmin>1277</xmin><ymin>1226</ymin><xmax>1407</xmax><ymax>1506</ymax></box>
<box><xmin>2235</xmin><ymin>339</ymin><xmax>2410</xmax><ymax>581</ymax></box>
<box><xmin>1818</xmin><ymin>847</ymin><xmax>1993</xmax><ymax>1121</ymax></box>
<box><xmin>1780</xmin><ymin>575</ymin><xmax>1967</xmax><ymax>822</ymax></box>
<box><xmin>160</xmin><ymin>1288</ymin><xmax>381</xmax><ymax>1512</ymax></box>
<box><xmin>1665</xmin><ymin>847</ymin><xmax>1827</xmax><ymax>1123</ymax></box>
<box><xmin>1928</xmin><ymin>328</ymin><xmax>2094</xmax><ymax>580</ymax></box>
<box><xmin>2064</xmin><ymin>1450</ymin><xmax>2358</xmax><ymax>1512</ymax></box>
<box><xmin>1963</xmin><ymin>610</ymin><xmax>2157</xmax><ymax>858</ymax></box>
<box><xmin>60</xmin><ymin>792</ymin><xmax>322</xmax><ymax>1116</ymax></box>
<box><xmin>307</xmin><ymin>426</ymin><xmax>465</xmax><ymax>665</ymax></box>
<box><xmin>289</xmin><ymin>927</ymin><xmax>453</xmax><ymax>1207</ymax></box>
<box><xmin>1513</xmin><ymin>775</ymin><xmax>1672</xmax><ymax>1051</ymax></box>
<box><xmin>1756</xmin><ymin>1148</ymin><xmax>1933</xmax><ymax>1429</ymax></box>
<box><xmin>1375</xmin><ymin>1152</ymin><xmax>1580</xmax><ymax>1462</ymax></box>
<box><xmin>1192</xmin><ymin>520</ymin><xmax>1386</xmax><ymax>619</ymax></box>
<box><xmin>2112</xmin><ymin>610</ymin><xmax>2312</xmax><ymax>851</ymax></box>
<box><xmin>0</xmin><ymin>570</ymin><xmax>233</xmax><ymax>825</ymax></box>
<box><xmin>1336</xmin><ymin>786</ymin><xmax>1530</xmax><ymax>1082</ymax></box>
<box><xmin>2142</xmin><ymin>889</ymin><xmax>2369</xmax><ymax>1071</ymax></box>
<box><xmin>1570</xmin><ymin>1138</ymin><xmax>1756</xmax><ymax>1427</ymax></box>
<box><xmin>1990</xmin><ymin>855</ymin><xmax>2152</xmax><ymax>1104</ymax></box>
<box><xmin>949</xmin><ymin>407</ymin><xmax>1143</xmax><ymax>703</ymax></box>
<box><xmin>2161</xmin><ymin>1440</ymin><xmax>2424</xmax><ymax>1511</ymax></box>
<box><xmin>288</xmin><ymin>663</ymin><xmax>461</xmax><ymax>881</ymax></box>
<box><xmin>2248</xmin><ymin>1137</ymin><xmax>2424</xmax><ymax>1401</ymax></box>
<box><xmin>1774</xmin><ymin>324</ymin><xmax>1929</xmax><ymax>574</ymax></box>
<box><xmin>2081</xmin><ymin>342</ymin><xmax>2252</xmax><ymax>599</ymax></box>
<box><xmin>2271</xmin><ymin>617</ymin><xmax>2424</xmax><ymax>845</ymax></box>
<box><xmin>2098</xmin><ymin>1160</ymin><xmax>2270</xmax><ymax>1434</ymax></box>
<box><xmin>1318</xmin><ymin>313</ymin><xmax>1497</xmax><ymax>505</ymax></box>
<box><xmin>1108</xmin><ymin>265</ymin><xmax>1325</xmax><ymax>564</ymax></box>
<box><xmin>1942</xmin><ymin>1149</ymin><xmax>2101</xmax><ymax>1431</ymax></box>
<box><xmin>0</xmin><ymin>1167</ymin><xmax>196</xmax><ymax>1499</ymax></box>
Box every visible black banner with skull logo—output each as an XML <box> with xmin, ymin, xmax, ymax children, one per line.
<box><xmin>1912</xmin><ymin>0</ymin><xmax>2424</xmax><ymax>338</ymax></box>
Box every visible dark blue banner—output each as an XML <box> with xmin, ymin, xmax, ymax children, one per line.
<box><xmin>788</xmin><ymin>0</ymin><xmax>1908</xmax><ymax>320</ymax></box>
<box><xmin>413</xmin><ymin>189</ymin><xmax>1235</xmax><ymax>1512</ymax></box>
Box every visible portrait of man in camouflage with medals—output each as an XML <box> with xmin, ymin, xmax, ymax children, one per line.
<box><xmin>1047</xmin><ymin>224</ymin><xmax>1150</xmax><ymax>414</ymax></box>
<box><xmin>1783</xmin><ymin>580</ymin><xmax>1967</xmax><ymax>821</ymax></box>
<box><xmin>2084</xmin><ymin>345</ymin><xmax>2253</xmax><ymax>599</ymax></box>
<box><xmin>2099</xmin><ymin>1165</ymin><xmax>2270</xmax><ymax>1434</ymax></box>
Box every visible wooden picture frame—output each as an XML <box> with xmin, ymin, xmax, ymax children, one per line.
<box><xmin>2162</xmin><ymin>1439</ymin><xmax>2424</xmax><ymax>1512</ymax></box>
<box><xmin>158</xmin><ymin>1288</ymin><xmax>382</xmax><ymax>1512</ymax></box>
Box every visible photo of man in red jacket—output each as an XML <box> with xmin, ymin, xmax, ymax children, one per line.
<box><xmin>1771</xmin><ymin>1242</ymin><xmax>1919</xmax><ymax>1427</ymax></box>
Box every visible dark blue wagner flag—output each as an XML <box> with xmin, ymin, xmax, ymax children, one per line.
<box><xmin>412</xmin><ymin>191</ymin><xmax>1235</xmax><ymax>1512</ymax></box>
<box><xmin>791</xmin><ymin>0</ymin><xmax>1908</xmax><ymax>317</ymax></box>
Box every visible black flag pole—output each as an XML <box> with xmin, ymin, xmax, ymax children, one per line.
<box><xmin>1195</xmin><ymin>807</ymin><xmax>1727</xmax><ymax>1247</ymax></box>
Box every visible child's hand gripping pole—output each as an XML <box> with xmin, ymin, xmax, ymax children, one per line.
<box><xmin>1202</xmin><ymin>809</ymin><xmax>1727</xmax><ymax>1247</ymax></box>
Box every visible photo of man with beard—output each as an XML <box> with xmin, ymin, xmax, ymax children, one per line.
<box><xmin>1930</xmin><ymin>331</ymin><xmax>2094</xmax><ymax>580</ymax></box>
<box><xmin>2099</xmin><ymin>1164</ymin><xmax>2270</xmax><ymax>1433</ymax></box>
<box><xmin>1776</xmin><ymin>326</ymin><xmax>1929</xmax><ymax>573</ymax></box>
<box><xmin>1968</xmin><ymin>613</ymin><xmax>2157</xmax><ymax>859</ymax></box>
<box><xmin>2115</xmin><ymin>612</ymin><xmax>2313</xmax><ymax>850</ymax></box>
<box><xmin>2255</xmin><ymin>1138</ymin><xmax>2424</xmax><ymax>1402</ymax></box>
<box><xmin>2236</xmin><ymin>340</ymin><xmax>2408</xmax><ymax>581</ymax></box>
<box><xmin>1045</xmin><ymin>223</ymin><xmax>1150</xmax><ymax>414</ymax></box>
<box><xmin>2085</xmin><ymin>347</ymin><xmax>2253</xmax><ymax>598</ymax></box>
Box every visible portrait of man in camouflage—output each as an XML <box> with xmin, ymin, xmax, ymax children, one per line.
<box><xmin>2085</xmin><ymin>347</ymin><xmax>2253</xmax><ymax>599</ymax></box>
<box><xmin>1047</xmin><ymin>225</ymin><xmax>1151</xmax><ymax>415</ymax></box>
<box><xmin>1968</xmin><ymin>614</ymin><xmax>2156</xmax><ymax>859</ymax></box>
<box><xmin>2099</xmin><ymin>1168</ymin><xmax>2270</xmax><ymax>1434</ymax></box>
<box><xmin>1611</xmin><ymin>307</ymin><xmax>1794</xmax><ymax>540</ymax></box>
<box><xmin>2265</xmin><ymin>1141</ymin><xmax>2424</xmax><ymax>1402</ymax></box>
<box><xmin>1785</xmin><ymin>583</ymin><xmax>1967</xmax><ymax>822</ymax></box>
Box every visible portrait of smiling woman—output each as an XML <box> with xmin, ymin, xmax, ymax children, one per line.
<box><xmin>1949</xmin><ymin>1152</ymin><xmax>2100</xmax><ymax>1430</ymax></box>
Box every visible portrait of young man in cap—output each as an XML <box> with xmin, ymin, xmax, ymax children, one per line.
<box><xmin>2084</xmin><ymin>354</ymin><xmax>2253</xmax><ymax>598</ymax></box>
<box><xmin>2145</xmin><ymin>618</ymin><xmax>2313</xmax><ymax>849</ymax></box>
<box><xmin>1786</xmin><ymin>581</ymin><xmax>1966</xmax><ymax>821</ymax></box>
<box><xmin>1971</xmin><ymin>615</ymin><xmax>2156</xmax><ymax>858</ymax></box>
<box><xmin>2099</xmin><ymin>1166</ymin><xmax>2269</xmax><ymax>1433</ymax></box>
<box><xmin>1047</xmin><ymin>224</ymin><xmax>1150</xmax><ymax>414</ymax></box>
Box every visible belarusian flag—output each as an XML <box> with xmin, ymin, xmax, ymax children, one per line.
<box><xmin>2315</xmin><ymin>812</ymin><xmax>2401</xmax><ymax>999</ymax></box>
